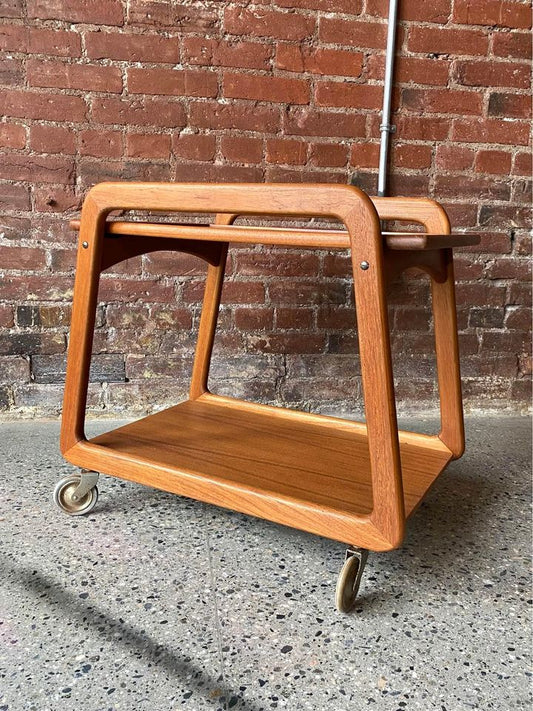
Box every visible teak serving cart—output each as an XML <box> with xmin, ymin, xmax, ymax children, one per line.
<box><xmin>56</xmin><ymin>182</ymin><xmax>479</xmax><ymax>612</ymax></box>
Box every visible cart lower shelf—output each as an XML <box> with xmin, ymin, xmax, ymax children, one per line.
<box><xmin>65</xmin><ymin>395</ymin><xmax>453</xmax><ymax>546</ymax></box>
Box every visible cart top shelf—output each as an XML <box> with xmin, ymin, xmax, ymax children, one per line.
<box><xmin>69</xmin><ymin>219</ymin><xmax>480</xmax><ymax>251</ymax></box>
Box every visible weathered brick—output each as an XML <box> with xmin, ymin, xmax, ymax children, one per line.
<box><xmin>285</xmin><ymin>107</ymin><xmax>366</xmax><ymax>138</ymax></box>
<box><xmin>452</xmin><ymin>118</ymin><xmax>530</xmax><ymax>145</ymax></box>
<box><xmin>0</xmin><ymin>123</ymin><xmax>25</xmax><ymax>149</ymax></box>
<box><xmin>0</xmin><ymin>155</ymin><xmax>75</xmax><ymax>185</ymax></box>
<box><xmin>0</xmin><ymin>333</ymin><xmax>65</xmax><ymax>356</ymax></box>
<box><xmin>79</xmin><ymin>130</ymin><xmax>123</xmax><ymax>158</ymax></box>
<box><xmin>403</xmin><ymin>87</ymin><xmax>483</xmax><ymax>115</ymax></box>
<box><xmin>367</xmin><ymin>0</ymin><xmax>451</xmax><ymax>22</ymax></box>
<box><xmin>174</xmin><ymin>162</ymin><xmax>262</xmax><ymax>183</ymax></box>
<box><xmin>269</xmin><ymin>281</ymin><xmax>346</xmax><ymax>306</ymax></box>
<box><xmin>28</xmin><ymin>28</ymin><xmax>82</xmax><ymax>57</ymax></box>
<box><xmin>453</xmin><ymin>0</ymin><xmax>531</xmax><ymax>29</ymax></box>
<box><xmin>455</xmin><ymin>60</ymin><xmax>530</xmax><ymax>89</ymax></box>
<box><xmin>488</xmin><ymin>92</ymin><xmax>531</xmax><ymax>118</ymax></box>
<box><xmin>474</xmin><ymin>150</ymin><xmax>513</xmax><ymax>175</ymax></box>
<box><xmin>492</xmin><ymin>30</ymin><xmax>531</xmax><ymax>60</ymax></box>
<box><xmin>435</xmin><ymin>145</ymin><xmax>475</xmax><ymax>171</ymax></box>
<box><xmin>315</xmin><ymin>82</ymin><xmax>383</xmax><ymax>109</ymax></box>
<box><xmin>0</xmin><ymin>58</ymin><xmax>23</xmax><ymax>86</ymax></box>
<box><xmin>310</xmin><ymin>143</ymin><xmax>348</xmax><ymax>168</ymax></box>
<box><xmin>31</xmin><ymin>354</ymin><xmax>126</xmax><ymax>383</ymax></box>
<box><xmin>126</xmin><ymin>133</ymin><xmax>171</xmax><ymax>159</ymax></box>
<box><xmin>275</xmin><ymin>0</ymin><xmax>361</xmax><ymax>11</ymax></box>
<box><xmin>91</xmin><ymin>97</ymin><xmax>186</xmax><ymax>129</ymax></box>
<box><xmin>85</xmin><ymin>32</ymin><xmax>179</xmax><ymax>63</ymax></box>
<box><xmin>224</xmin><ymin>73</ymin><xmax>309</xmax><ymax>105</ymax></box>
<box><xmin>234</xmin><ymin>307</ymin><xmax>274</xmax><ymax>331</ymax></box>
<box><xmin>0</xmin><ymin>355</ymin><xmax>30</xmax><ymax>382</ymax></box>
<box><xmin>319</xmin><ymin>18</ymin><xmax>387</xmax><ymax>49</ymax></box>
<box><xmin>2</xmin><ymin>90</ymin><xmax>87</xmax><ymax>122</ymax></box>
<box><xmin>27</xmin><ymin>0</ymin><xmax>124</xmax><ymax>25</ymax></box>
<box><xmin>266</xmin><ymin>139</ymin><xmax>307</xmax><ymax>165</ymax></box>
<box><xmin>368</xmin><ymin>55</ymin><xmax>451</xmax><ymax>87</ymax></box>
<box><xmin>127</xmin><ymin>0</ymin><xmax>218</xmax><ymax>31</ymax></box>
<box><xmin>277</xmin><ymin>45</ymin><xmax>364</xmax><ymax>78</ymax></box>
<box><xmin>221</xmin><ymin>136</ymin><xmax>263</xmax><ymax>164</ymax></box>
<box><xmin>173</xmin><ymin>133</ymin><xmax>216</xmax><ymax>162</ymax></box>
<box><xmin>28</xmin><ymin>61</ymin><xmax>123</xmax><ymax>93</ymax></box>
<box><xmin>128</xmin><ymin>68</ymin><xmax>218</xmax><ymax>98</ymax></box>
<box><xmin>277</xmin><ymin>307</ymin><xmax>314</xmax><ymax>330</ymax></box>
<box><xmin>0</xmin><ymin>246</ymin><xmax>46</xmax><ymax>270</ymax></box>
<box><xmin>0</xmin><ymin>0</ymin><xmax>23</xmax><ymax>18</ymax></box>
<box><xmin>393</xmin><ymin>144</ymin><xmax>433</xmax><ymax>170</ymax></box>
<box><xmin>0</xmin><ymin>306</ymin><xmax>15</xmax><ymax>328</ymax></box>
<box><xmin>225</xmin><ymin>7</ymin><xmax>315</xmax><ymax>41</ymax></box>
<box><xmin>0</xmin><ymin>183</ymin><xmax>31</xmax><ymax>211</ymax></box>
<box><xmin>183</xmin><ymin>38</ymin><xmax>273</xmax><ymax>70</ymax></box>
<box><xmin>190</xmin><ymin>101</ymin><xmax>280</xmax><ymax>133</ymax></box>
<box><xmin>30</xmin><ymin>125</ymin><xmax>76</xmax><ymax>155</ymax></box>
<box><xmin>408</xmin><ymin>26</ymin><xmax>489</xmax><ymax>56</ymax></box>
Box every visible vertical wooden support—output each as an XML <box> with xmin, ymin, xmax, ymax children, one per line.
<box><xmin>345</xmin><ymin>207</ymin><xmax>405</xmax><ymax>550</ymax></box>
<box><xmin>189</xmin><ymin>214</ymin><xmax>233</xmax><ymax>400</ymax></box>
<box><xmin>432</xmin><ymin>249</ymin><xmax>465</xmax><ymax>458</ymax></box>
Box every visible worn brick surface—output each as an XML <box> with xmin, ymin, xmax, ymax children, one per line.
<box><xmin>0</xmin><ymin>0</ymin><xmax>530</xmax><ymax>416</ymax></box>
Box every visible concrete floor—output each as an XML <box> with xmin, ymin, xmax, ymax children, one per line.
<box><xmin>0</xmin><ymin>416</ymin><xmax>530</xmax><ymax>711</ymax></box>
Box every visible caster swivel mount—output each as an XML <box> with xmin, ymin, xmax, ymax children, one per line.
<box><xmin>335</xmin><ymin>547</ymin><xmax>369</xmax><ymax>613</ymax></box>
<box><xmin>53</xmin><ymin>470</ymin><xmax>99</xmax><ymax>516</ymax></box>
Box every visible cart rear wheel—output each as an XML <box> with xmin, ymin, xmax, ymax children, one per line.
<box><xmin>335</xmin><ymin>548</ymin><xmax>368</xmax><ymax>613</ymax></box>
<box><xmin>53</xmin><ymin>474</ymin><xmax>99</xmax><ymax>516</ymax></box>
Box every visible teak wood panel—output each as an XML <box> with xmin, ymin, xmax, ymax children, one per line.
<box><xmin>65</xmin><ymin>397</ymin><xmax>452</xmax><ymax>550</ymax></box>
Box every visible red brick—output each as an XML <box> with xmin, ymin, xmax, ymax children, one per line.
<box><xmin>0</xmin><ymin>306</ymin><xmax>14</xmax><ymax>327</ymax></box>
<box><xmin>0</xmin><ymin>155</ymin><xmax>75</xmax><ymax>184</ymax></box>
<box><xmin>315</xmin><ymin>82</ymin><xmax>382</xmax><ymax>109</ymax></box>
<box><xmin>0</xmin><ymin>246</ymin><xmax>46</xmax><ymax>270</ymax></box>
<box><xmin>453</xmin><ymin>0</ymin><xmax>531</xmax><ymax>29</ymax></box>
<box><xmin>393</xmin><ymin>144</ymin><xmax>433</xmax><ymax>170</ymax></box>
<box><xmin>277</xmin><ymin>45</ymin><xmax>364</xmax><ymax>78</ymax></box>
<box><xmin>367</xmin><ymin>0</ymin><xmax>451</xmax><ymax>22</ymax></box>
<box><xmin>513</xmin><ymin>152</ymin><xmax>532</xmax><ymax>176</ymax></box>
<box><xmin>85</xmin><ymin>32</ymin><xmax>179</xmax><ymax>63</ymax></box>
<box><xmin>488</xmin><ymin>92</ymin><xmax>531</xmax><ymax>118</ymax></box>
<box><xmin>127</xmin><ymin>0</ymin><xmax>218</xmax><ymax>31</ymax></box>
<box><xmin>436</xmin><ymin>174</ymin><xmax>511</xmax><ymax>201</ymax></box>
<box><xmin>1</xmin><ymin>275</ymin><xmax>74</xmax><ymax>302</ymax></box>
<box><xmin>174</xmin><ymin>163</ymin><xmax>262</xmax><ymax>183</ymax></box>
<box><xmin>435</xmin><ymin>145</ymin><xmax>475</xmax><ymax>171</ymax></box>
<box><xmin>266</xmin><ymin>139</ymin><xmax>307</xmax><ymax>165</ymax></box>
<box><xmin>247</xmin><ymin>332</ymin><xmax>326</xmax><ymax>354</ymax></box>
<box><xmin>492</xmin><ymin>31</ymin><xmax>531</xmax><ymax>60</ymax></box>
<box><xmin>319</xmin><ymin>18</ymin><xmax>387</xmax><ymax>49</ymax></box>
<box><xmin>285</xmin><ymin>107</ymin><xmax>366</xmax><ymax>138</ymax></box>
<box><xmin>28</xmin><ymin>61</ymin><xmax>123</xmax><ymax>93</ymax></box>
<box><xmin>224</xmin><ymin>72</ymin><xmax>309</xmax><ymax>105</ymax></box>
<box><xmin>98</xmin><ymin>277</ymin><xmax>175</xmax><ymax>303</ymax></box>
<box><xmin>234</xmin><ymin>252</ymin><xmax>319</xmax><ymax>277</ymax></box>
<box><xmin>221</xmin><ymin>136</ymin><xmax>263</xmax><ymax>164</ymax></box>
<box><xmin>266</xmin><ymin>166</ymin><xmax>347</xmax><ymax>184</ymax></box>
<box><xmin>143</xmin><ymin>252</ymin><xmax>206</xmax><ymax>277</ymax></box>
<box><xmin>408</xmin><ymin>26</ymin><xmax>489</xmax><ymax>56</ymax></box>
<box><xmin>505</xmin><ymin>306</ymin><xmax>532</xmax><ymax>330</ymax></box>
<box><xmin>310</xmin><ymin>143</ymin><xmax>348</xmax><ymax>168</ymax></box>
<box><xmin>30</xmin><ymin>125</ymin><xmax>76</xmax><ymax>154</ymax></box>
<box><xmin>2</xmin><ymin>90</ymin><xmax>87</xmax><ymax>122</ymax></box>
<box><xmin>452</xmin><ymin>118</ymin><xmax>530</xmax><ymax>145</ymax></box>
<box><xmin>172</xmin><ymin>133</ymin><xmax>216</xmax><ymax>162</ymax></box>
<box><xmin>474</xmin><ymin>150</ymin><xmax>513</xmax><ymax>175</ymax></box>
<box><xmin>234</xmin><ymin>307</ymin><xmax>274</xmax><ymax>330</ymax></box>
<box><xmin>183</xmin><ymin>38</ymin><xmax>272</xmax><ymax>70</ymax></box>
<box><xmin>190</xmin><ymin>101</ymin><xmax>280</xmax><ymax>133</ymax></box>
<box><xmin>92</xmin><ymin>97</ymin><xmax>186</xmax><ymax>128</ymax></box>
<box><xmin>0</xmin><ymin>58</ymin><xmax>23</xmax><ymax>86</ymax></box>
<box><xmin>486</xmin><ymin>257</ymin><xmax>531</xmax><ymax>281</ymax></box>
<box><xmin>388</xmin><ymin>173</ymin><xmax>431</xmax><ymax>197</ymax></box>
<box><xmin>78</xmin><ymin>159</ymin><xmax>170</xmax><ymax>187</ymax></box>
<box><xmin>0</xmin><ymin>24</ymin><xmax>26</xmax><ymax>52</ymax></box>
<box><xmin>274</xmin><ymin>0</ymin><xmax>361</xmax><ymax>11</ymax></box>
<box><xmin>350</xmin><ymin>142</ymin><xmax>380</xmax><ymax>169</ymax></box>
<box><xmin>29</xmin><ymin>28</ymin><xmax>82</xmax><ymax>57</ymax></box>
<box><xmin>0</xmin><ymin>123</ymin><xmax>25</xmax><ymax>149</ymax></box>
<box><xmin>403</xmin><ymin>87</ymin><xmax>483</xmax><ymax>116</ymax></box>
<box><xmin>34</xmin><ymin>186</ymin><xmax>80</xmax><ymax>213</ymax></box>
<box><xmin>277</xmin><ymin>307</ymin><xmax>313</xmax><ymax>329</ymax></box>
<box><xmin>186</xmin><ymin>280</ymin><xmax>265</xmax><ymax>305</ymax></box>
<box><xmin>388</xmin><ymin>115</ymin><xmax>450</xmax><ymax>141</ymax></box>
<box><xmin>455</xmin><ymin>60</ymin><xmax>530</xmax><ymax>89</ymax></box>
<box><xmin>225</xmin><ymin>7</ymin><xmax>315</xmax><ymax>41</ymax></box>
<box><xmin>126</xmin><ymin>133</ymin><xmax>171</xmax><ymax>159</ymax></box>
<box><xmin>368</xmin><ymin>55</ymin><xmax>451</xmax><ymax>87</ymax></box>
<box><xmin>0</xmin><ymin>183</ymin><xmax>30</xmax><ymax>211</ymax></box>
<box><xmin>79</xmin><ymin>130</ymin><xmax>123</xmax><ymax>157</ymax></box>
<box><xmin>269</xmin><ymin>281</ymin><xmax>346</xmax><ymax>306</ymax></box>
<box><xmin>27</xmin><ymin>0</ymin><xmax>124</xmax><ymax>25</ymax></box>
<box><xmin>128</xmin><ymin>68</ymin><xmax>218</xmax><ymax>97</ymax></box>
<box><xmin>0</xmin><ymin>0</ymin><xmax>23</xmax><ymax>18</ymax></box>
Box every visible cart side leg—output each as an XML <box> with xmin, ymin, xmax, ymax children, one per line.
<box><xmin>431</xmin><ymin>248</ymin><xmax>465</xmax><ymax>459</ymax></box>
<box><xmin>189</xmin><ymin>214</ymin><xmax>233</xmax><ymax>400</ymax></box>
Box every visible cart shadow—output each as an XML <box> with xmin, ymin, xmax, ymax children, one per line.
<box><xmin>0</xmin><ymin>555</ymin><xmax>264</xmax><ymax>711</ymax></box>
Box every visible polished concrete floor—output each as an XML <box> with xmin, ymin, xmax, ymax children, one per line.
<box><xmin>0</xmin><ymin>416</ymin><xmax>531</xmax><ymax>711</ymax></box>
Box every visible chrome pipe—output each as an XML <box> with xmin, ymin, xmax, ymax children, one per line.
<box><xmin>377</xmin><ymin>0</ymin><xmax>399</xmax><ymax>197</ymax></box>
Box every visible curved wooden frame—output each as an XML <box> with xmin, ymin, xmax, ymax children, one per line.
<box><xmin>60</xmin><ymin>182</ymin><xmax>476</xmax><ymax>552</ymax></box>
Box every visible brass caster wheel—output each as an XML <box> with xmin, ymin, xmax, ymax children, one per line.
<box><xmin>335</xmin><ymin>548</ymin><xmax>369</xmax><ymax>613</ymax></box>
<box><xmin>53</xmin><ymin>472</ymin><xmax>99</xmax><ymax>516</ymax></box>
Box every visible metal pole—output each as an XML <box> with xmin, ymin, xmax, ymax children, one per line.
<box><xmin>377</xmin><ymin>0</ymin><xmax>399</xmax><ymax>197</ymax></box>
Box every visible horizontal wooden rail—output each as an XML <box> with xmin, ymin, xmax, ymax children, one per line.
<box><xmin>69</xmin><ymin>219</ymin><xmax>480</xmax><ymax>251</ymax></box>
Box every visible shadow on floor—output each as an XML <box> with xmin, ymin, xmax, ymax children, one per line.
<box><xmin>0</xmin><ymin>553</ymin><xmax>264</xmax><ymax>711</ymax></box>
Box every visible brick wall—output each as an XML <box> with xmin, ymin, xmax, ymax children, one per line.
<box><xmin>0</xmin><ymin>0</ymin><xmax>531</xmax><ymax>418</ymax></box>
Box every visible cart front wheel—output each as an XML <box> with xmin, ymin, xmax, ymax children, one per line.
<box><xmin>53</xmin><ymin>474</ymin><xmax>99</xmax><ymax>516</ymax></box>
<box><xmin>335</xmin><ymin>548</ymin><xmax>369</xmax><ymax>613</ymax></box>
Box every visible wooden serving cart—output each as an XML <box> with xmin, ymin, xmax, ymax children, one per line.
<box><xmin>56</xmin><ymin>182</ymin><xmax>479</xmax><ymax>612</ymax></box>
